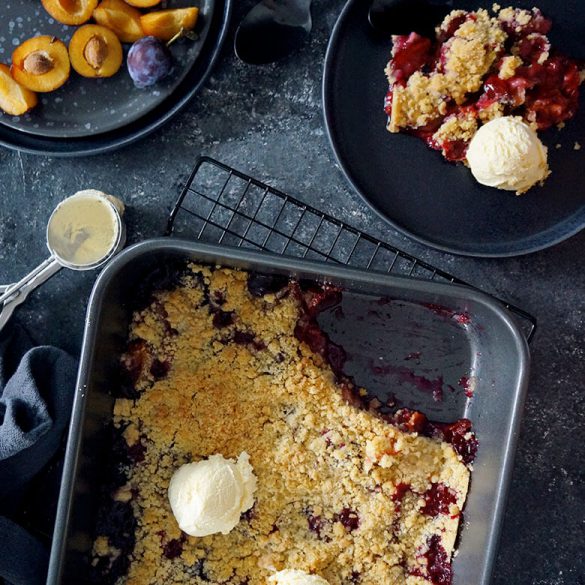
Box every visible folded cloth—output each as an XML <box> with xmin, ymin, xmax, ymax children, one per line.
<box><xmin>0</xmin><ymin>325</ymin><xmax>77</xmax><ymax>585</ymax></box>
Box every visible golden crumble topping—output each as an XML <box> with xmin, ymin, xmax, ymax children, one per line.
<box><xmin>441</xmin><ymin>10</ymin><xmax>506</xmax><ymax>102</ymax></box>
<box><xmin>478</xmin><ymin>102</ymin><xmax>505</xmax><ymax>124</ymax></box>
<box><xmin>498</xmin><ymin>55</ymin><xmax>523</xmax><ymax>80</ymax></box>
<box><xmin>388</xmin><ymin>73</ymin><xmax>448</xmax><ymax>132</ymax></box>
<box><xmin>432</xmin><ymin>113</ymin><xmax>479</xmax><ymax>156</ymax></box>
<box><xmin>92</xmin><ymin>265</ymin><xmax>470</xmax><ymax>585</ymax></box>
<box><xmin>498</xmin><ymin>6</ymin><xmax>533</xmax><ymax>29</ymax></box>
<box><xmin>387</xmin><ymin>8</ymin><xmax>506</xmax><ymax>134</ymax></box>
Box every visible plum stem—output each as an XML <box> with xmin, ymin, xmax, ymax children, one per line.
<box><xmin>167</xmin><ymin>28</ymin><xmax>199</xmax><ymax>47</ymax></box>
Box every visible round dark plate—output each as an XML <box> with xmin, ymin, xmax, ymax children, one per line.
<box><xmin>0</xmin><ymin>0</ymin><xmax>216</xmax><ymax>138</ymax></box>
<box><xmin>323</xmin><ymin>0</ymin><xmax>585</xmax><ymax>257</ymax></box>
<box><xmin>0</xmin><ymin>0</ymin><xmax>232</xmax><ymax>156</ymax></box>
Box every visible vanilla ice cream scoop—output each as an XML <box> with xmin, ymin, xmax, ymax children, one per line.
<box><xmin>466</xmin><ymin>116</ymin><xmax>550</xmax><ymax>194</ymax></box>
<box><xmin>268</xmin><ymin>570</ymin><xmax>330</xmax><ymax>585</ymax></box>
<box><xmin>168</xmin><ymin>453</ymin><xmax>257</xmax><ymax>537</ymax></box>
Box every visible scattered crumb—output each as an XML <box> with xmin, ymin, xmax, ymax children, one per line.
<box><xmin>433</xmin><ymin>112</ymin><xmax>478</xmax><ymax>157</ymax></box>
<box><xmin>478</xmin><ymin>101</ymin><xmax>505</xmax><ymax>123</ymax></box>
<box><xmin>499</xmin><ymin>55</ymin><xmax>523</xmax><ymax>80</ymax></box>
<box><xmin>498</xmin><ymin>6</ymin><xmax>533</xmax><ymax>29</ymax></box>
<box><xmin>555</xmin><ymin>144</ymin><xmax>562</xmax><ymax>149</ymax></box>
<box><xmin>537</xmin><ymin>50</ymin><xmax>549</xmax><ymax>65</ymax></box>
<box><xmin>557</xmin><ymin>121</ymin><xmax>566</xmax><ymax>130</ymax></box>
<box><xmin>575</xmin><ymin>142</ymin><xmax>582</xmax><ymax>151</ymax></box>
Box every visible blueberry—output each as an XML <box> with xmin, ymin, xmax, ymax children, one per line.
<box><xmin>127</xmin><ymin>36</ymin><xmax>172</xmax><ymax>88</ymax></box>
<box><xmin>247</xmin><ymin>272</ymin><xmax>289</xmax><ymax>297</ymax></box>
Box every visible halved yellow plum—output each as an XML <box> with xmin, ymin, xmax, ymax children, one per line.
<box><xmin>140</xmin><ymin>7</ymin><xmax>199</xmax><ymax>42</ymax></box>
<box><xmin>125</xmin><ymin>0</ymin><xmax>162</xmax><ymax>7</ymax></box>
<box><xmin>69</xmin><ymin>25</ymin><xmax>123</xmax><ymax>78</ymax></box>
<box><xmin>41</xmin><ymin>0</ymin><xmax>99</xmax><ymax>26</ymax></box>
<box><xmin>93</xmin><ymin>0</ymin><xmax>144</xmax><ymax>44</ymax></box>
<box><xmin>11</xmin><ymin>36</ymin><xmax>70</xmax><ymax>93</ymax></box>
<box><xmin>0</xmin><ymin>64</ymin><xmax>38</xmax><ymax>115</ymax></box>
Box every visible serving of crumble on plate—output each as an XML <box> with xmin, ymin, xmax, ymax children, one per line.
<box><xmin>322</xmin><ymin>0</ymin><xmax>585</xmax><ymax>255</ymax></box>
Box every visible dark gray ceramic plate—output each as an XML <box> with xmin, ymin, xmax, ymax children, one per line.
<box><xmin>0</xmin><ymin>0</ymin><xmax>214</xmax><ymax>138</ymax></box>
<box><xmin>323</xmin><ymin>0</ymin><xmax>585</xmax><ymax>257</ymax></box>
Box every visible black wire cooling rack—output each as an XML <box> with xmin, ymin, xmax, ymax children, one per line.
<box><xmin>167</xmin><ymin>156</ymin><xmax>537</xmax><ymax>342</ymax></box>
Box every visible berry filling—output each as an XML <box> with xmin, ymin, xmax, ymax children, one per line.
<box><xmin>422</xmin><ymin>534</ymin><xmax>453</xmax><ymax>585</ymax></box>
<box><xmin>421</xmin><ymin>483</ymin><xmax>458</xmax><ymax>517</ymax></box>
<box><xmin>337</xmin><ymin>508</ymin><xmax>360</xmax><ymax>531</ymax></box>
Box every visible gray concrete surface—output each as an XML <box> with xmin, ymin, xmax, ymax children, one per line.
<box><xmin>0</xmin><ymin>1</ymin><xmax>583</xmax><ymax>583</ymax></box>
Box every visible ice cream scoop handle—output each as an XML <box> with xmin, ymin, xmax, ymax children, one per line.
<box><xmin>0</xmin><ymin>257</ymin><xmax>62</xmax><ymax>306</ymax></box>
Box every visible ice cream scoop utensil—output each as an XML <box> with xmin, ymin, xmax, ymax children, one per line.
<box><xmin>0</xmin><ymin>191</ymin><xmax>125</xmax><ymax>332</ymax></box>
<box><xmin>0</xmin><ymin>260</ymin><xmax>64</xmax><ymax>331</ymax></box>
<box><xmin>0</xmin><ymin>281</ymin><xmax>50</xmax><ymax>332</ymax></box>
<box><xmin>0</xmin><ymin>258</ymin><xmax>62</xmax><ymax>307</ymax></box>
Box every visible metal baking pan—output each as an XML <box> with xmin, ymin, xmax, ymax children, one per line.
<box><xmin>47</xmin><ymin>238</ymin><xmax>530</xmax><ymax>585</ymax></box>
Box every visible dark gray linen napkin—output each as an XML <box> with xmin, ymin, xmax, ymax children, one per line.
<box><xmin>0</xmin><ymin>325</ymin><xmax>77</xmax><ymax>585</ymax></box>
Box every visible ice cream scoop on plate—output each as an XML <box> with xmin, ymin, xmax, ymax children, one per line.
<box><xmin>466</xmin><ymin>116</ymin><xmax>550</xmax><ymax>195</ymax></box>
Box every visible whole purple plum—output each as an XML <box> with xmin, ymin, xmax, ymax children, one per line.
<box><xmin>127</xmin><ymin>36</ymin><xmax>172</xmax><ymax>88</ymax></box>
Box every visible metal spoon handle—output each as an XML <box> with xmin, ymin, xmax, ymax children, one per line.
<box><xmin>0</xmin><ymin>257</ymin><xmax>62</xmax><ymax>306</ymax></box>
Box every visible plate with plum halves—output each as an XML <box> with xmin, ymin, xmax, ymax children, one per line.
<box><xmin>0</xmin><ymin>0</ymin><xmax>231</xmax><ymax>155</ymax></box>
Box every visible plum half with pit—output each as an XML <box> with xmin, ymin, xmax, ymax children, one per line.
<box><xmin>127</xmin><ymin>36</ymin><xmax>172</xmax><ymax>88</ymax></box>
